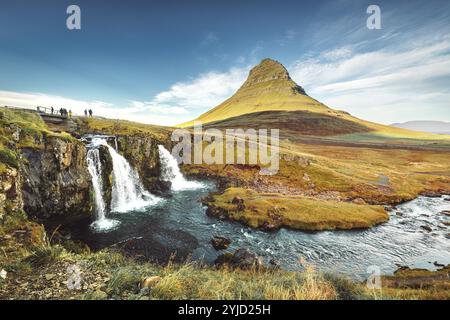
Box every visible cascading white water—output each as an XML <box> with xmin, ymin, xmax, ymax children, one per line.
<box><xmin>86</xmin><ymin>137</ymin><xmax>160</xmax><ymax>231</ymax></box>
<box><xmin>158</xmin><ymin>145</ymin><xmax>204</xmax><ymax>191</ymax></box>
<box><xmin>87</xmin><ymin>148</ymin><xmax>106</xmax><ymax>220</ymax></box>
<box><xmin>106</xmin><ymin>143</ymin><xmax>160</xmax><ymax>213</ymax></box>
<box><xmin>86</xmin><ymin>138</ymin><xmax>119</xmax><ymax>231</ymax></box>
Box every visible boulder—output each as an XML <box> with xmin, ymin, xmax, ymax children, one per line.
<box><xmin>215</xmin><ymin>248</ymin><xmax>263</xmax><ymax>269</ymax></box>
<box><xmin>148</xmin><ymin>179</ymin><xmax>172</xmax><ymax>197</ymax></box>
<box><xmin>211</xmin><ymin>236</ymin><xmax>231</xmax><ymax>250</ymax></box>
<box><xmin>441</xmin><ymin>210</ymin><xmax>450</xmax><ymax>217</ymax></box>
<box><xmin>261</xmin><ymin>221</ymin><xmax>277</xmax><ymax>231</ymax></box>
<box><xmin>420</xmin><ymin>225</ymin><xmax>432</xmax><ymax>232</ymax></box>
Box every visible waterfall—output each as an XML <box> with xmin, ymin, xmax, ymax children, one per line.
<box><xmin>158</xmin><ymin>145</ymin><xmax>204</xmax><ymax>191</ymax></box>
<box><xmin>87</xmin><ymin>148</ymin><xmax>106</xmax><ymax>220</ymax></box>
<box><xmin>86</xmin><ymin>138</ymin><xmax>119</xmax><ymax>231</ymax></box>
<box><xmin>85</xmin><ymin>137</ymin><xmax>160</xmax><ymax>231</ymax></box>
<box><xmin>106</xmin><ymin>143</ymin><xmax>160</xmax><ymax>212</ymax></box>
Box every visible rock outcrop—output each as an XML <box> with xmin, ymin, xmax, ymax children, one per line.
<box><xmin>1</xmin><ymin>109</ymin><xmax>94</xmax><ymax>225</ymax></box>
<box><xmin>20</xmin><ymin>136</ymin><xmax>92</xmax><ymax>223</ymax></box>
<box><xmin>0</xmin><ymin>167</ymin><xmax>23</xmax><ymax>220</ymax></box>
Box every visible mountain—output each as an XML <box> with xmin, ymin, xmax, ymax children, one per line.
<box><xmin>179</xmin><ymin>58</ymin><xmax>450</xmax><ymax>141</ymax></box>
<box><xmin>391</xmin><ymin>121</ymin><xmax>450</xmax><ymax>135</ymax></box>
<box><xmin>179</xmin><ymin>58</ymin><xmax>332</xmax><ymax>127</ymax></box>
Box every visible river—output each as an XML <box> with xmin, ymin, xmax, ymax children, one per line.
<box><xmin>72</xmin><ymin>180</ymin><xmax>450</xmax><ymax>281</ymax></box>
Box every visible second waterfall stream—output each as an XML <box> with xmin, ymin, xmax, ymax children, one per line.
<box><xmin>158</xmin><ymin>145</ymin><xmax>204</xmax><ymax>191</ymax></box>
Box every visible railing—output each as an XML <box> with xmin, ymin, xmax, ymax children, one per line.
<box><xmin>36</xmin><ymin>106</ymin><xmax>69</xmax><ymax>119</ymax></box>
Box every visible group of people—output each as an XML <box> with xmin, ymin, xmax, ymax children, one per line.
<box><xmin>36</xmin><ymin>106</ymin><xmax>93</xmax><ymax>118</ymax></box>
<box><xmin>84</xmin><ymin>109</ymin><xmax>93</xmax><ymax>117</ymax></box>
<box><xmin>37</xmin><ymin>106</ymin><xmax>72</xmax><ymax>118</ymax></box>
<box><xmin>56</xmin><ymin>107</ymin><xmax>71</xmax><ymax>118</ymax></box>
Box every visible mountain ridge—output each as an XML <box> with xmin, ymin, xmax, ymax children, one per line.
<box><xmin>391</xmin><ymin>120</ymin><xmax>450</xmax><ymax>134</ymax></box>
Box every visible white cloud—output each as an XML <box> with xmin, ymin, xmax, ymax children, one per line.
<box><xmin>289</xmin><ymin>39</ymin><xmax>450</xmax><ymax>124</ymax></box>
<box><xmin>151</xmin><ymin>66</ymin><xmax>249</xmax><ymax>110</ymax></box>
<box><xmin>0</xmin><ymin>66</ymin><xmax>250</xmax><ymax>126</ymax></box>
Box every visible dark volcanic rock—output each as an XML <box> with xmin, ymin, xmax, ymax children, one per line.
<box><xmin>420</xmin><ymin>225</ymin><xmax>432</xmax><ymax>232</ymax></box>
<box><xmin>148</xmin><ymin>179</ymin><xmax>172</xmax><ymax>197</ymax></box>
<box><xmin>211</xmin><ymin>236</ymin><xmax>231</xmax><ymax>250</ymax></box>
<box><xmin>215</xmin><ymin>248</ymin><xmax>263</xmax><ymax>269</ymax></box>
<box><xmin>98</xmin><ymin>145</ymin><xmax>113</xmax><ymax>212</ymax></box>
<box><xmin>116</xmin><ymin>135</ymin><xmax>163</xmax><ymax>191</ymax></box>
<box><xmin>20</xmin><ymin>136</ymin><xmax>93</xmax><ymax>224</ymax></box>
<box><xmin>111</xmin><ymin>229</ymin><xmax>198</xmax><ymax>263</ymax></box>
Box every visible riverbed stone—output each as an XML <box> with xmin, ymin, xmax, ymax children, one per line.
<box><xmin>441</xmin><ymin>210</ymin><xmax>450</xmax><ymax>217</ymax></box>
<box><xmin>215</xmin><ymin>248</ymin><xmax>263</xmax><ymax>269</ymax></box>
<box><xmin>211</xmin><ymin>236</ymin><xmax>231</xmax><ymax>250</ymax></box>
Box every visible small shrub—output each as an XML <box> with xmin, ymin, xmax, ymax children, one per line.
<box><xmin>0</xmin><ymin>148</ymin><xmax>18</xmax><ymax>169</ymax></box>
<box><xmin>107</xmin><ymin>267</ymin><xmax>142</xmax><ymax>295</ymax></box>
<box><xmin>24</xmin><ymin>245</ymin><xmax>65</xmax><ymax>267</ymax></box>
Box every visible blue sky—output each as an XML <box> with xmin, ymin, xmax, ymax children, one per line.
<box><xmin>0</xmin><ymin>0</ymin><xmax>449</xmax><ymax>125</ymax></box>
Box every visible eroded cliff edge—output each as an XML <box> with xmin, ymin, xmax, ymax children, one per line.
<box><xmin>0</xmin><ymin>108</ymin><xmax>93</xmax><ymax>225</ymax></box>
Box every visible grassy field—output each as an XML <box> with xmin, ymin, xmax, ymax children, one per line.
<box><xmin>75</xmin><ymin>117</ymin><xmax>173</xmax><ymax>141</ymax></box>
<box><xmin>206</xmin><ymin>187</ymin><xmax>389</xmax><ymax>231</ymax></box>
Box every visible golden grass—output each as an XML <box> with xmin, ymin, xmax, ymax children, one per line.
<box><xmin>207</xmin><ymin>187</ymin><xmax>388</xmax><ymax>230</ymax></box>
<box><xmin>75</xmin><ymin>117</ymin><xmax>173</xmax><ymax>141</ymax></box>
<box><xmin>365</xmin><ymin>266</ymin><xmax>450</xmax><ymax>300</ymax></box>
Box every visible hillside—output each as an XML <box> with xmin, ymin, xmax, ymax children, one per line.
<box><xmin>179</xmin><ymin>59</ymin><xmax>450</xmax><ymax>143</ymax></box>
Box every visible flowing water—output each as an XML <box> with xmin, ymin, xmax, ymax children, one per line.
<box><xmin>85</xmin><ymin>137</ymin><xmax>160</xmax><ymax>231</ymax></box>
<box><xmin>107</xmin><ymin>143</ymin><xmax>160</xmax><ymax>213</ymax></box>
<box><xmin>80</xmin><ymin>138</ymin><xmax>450</xmax><ymax>280</ymax></box>
<box><xmin>86</xmin><ymin>138</ymin><xmax>120</xmax><ymax>231</ymax></box>
<box><xmin>158</xmin><ymin>145</ymin><xmax>204</xmax><ymax>191</ymax></box>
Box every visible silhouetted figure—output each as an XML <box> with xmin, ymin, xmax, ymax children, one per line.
<box><xmin>51</xmin><ymin>106</ymin><xmax>54</xmax><ymax>115</ymax></box>
<box><xmin>89</xmin><ymin>109</ymin><xmax>93</xmax><ymax>117</ymax></box>
<box><xmin>59</xmin><ymin>108</ymin><xmax>63</xmax><ymax>117</ymax></box>
<box><xmin>84</xmin><ymin>109</ymin><xmax>88</xmax><ymax>117</ymax></box>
